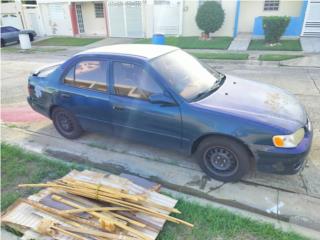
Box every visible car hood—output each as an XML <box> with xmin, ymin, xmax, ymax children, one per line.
<box><xmin>193</xmin><ymin>75</ymin><xmax>307</xmax><ymax>132</ymax></box>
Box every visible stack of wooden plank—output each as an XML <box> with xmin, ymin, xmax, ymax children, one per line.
<box><xmin>1</xmin><ymin>170</ymin><xmax>193</xmax><ymax>240</ymax></box>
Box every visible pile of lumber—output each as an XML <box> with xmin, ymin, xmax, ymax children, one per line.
<box><xmin>1</xmin><ymin>170</ymin><xmax>193</xmax><ymax>240</ymax></box>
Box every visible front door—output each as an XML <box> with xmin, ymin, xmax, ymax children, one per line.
<box><xmin>75</xmin><ymin>4</ymin><xmax>85</xmax><ymax>34</ymax></box>
<box><xmin>153</xmin><ymin>0</ymin><xmax>181</xmax><ymax>35</ymax></box>
<box><xmin>110</xmin><ymin>61</ymin><xmax>182</xmax><ymax>150</ymax></box>
<box><xmin>58</xmin><ymin>59</ymin><xmax>113</xmax><ymax>134</ymax></box>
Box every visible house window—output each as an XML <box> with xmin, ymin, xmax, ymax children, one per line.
<box><xmin>94</xmin><ymin>3</ymin><xmax>104</xmax><ymax>18</ymax></box>
<box><xmin>264</xmin><ymin>0</ymin><xmax>280</xmax><ymax>11</ymax></box>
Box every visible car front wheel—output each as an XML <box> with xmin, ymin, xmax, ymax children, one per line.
<box><xmin>195</xmin><ymin>136</ymin><xmax>251</xmax><ymax>182</ymax></box>
<box><xmin>52</xmin><ymin>107</ymin><xmax>83</xmax><ymax>139</ymax></box>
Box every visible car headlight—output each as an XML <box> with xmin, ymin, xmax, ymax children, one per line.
<box><xmin>273</xmin><ymin>128</ymin><xmax>305</xmax><ymax>148</ymax></box>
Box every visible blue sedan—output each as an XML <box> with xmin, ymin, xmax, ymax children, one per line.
<box><xmin>27</xmin><ymin>44</ymin><xmax>313</xmax><ymax>182</ymax></box>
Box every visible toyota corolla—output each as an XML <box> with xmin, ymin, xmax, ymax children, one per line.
<box><xmin>27</xmin><ymin>44</ymin><xmax>313</xmax><ymax>182</ymax></box>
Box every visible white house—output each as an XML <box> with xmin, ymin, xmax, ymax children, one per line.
<box><xmin>2</xmin><ymin>0</ymin><xmax>319</xmax><ymax>38</ymax></box>
<box><xmin>0</xmin><ymin>1</ymin><xmax>45</xmax><ymax>35</ymax></box>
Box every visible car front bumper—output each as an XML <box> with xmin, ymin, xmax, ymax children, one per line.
<box><xmin>254</xmin><ymin>121</ymin><xmax>313</xmax><ymax>175</ymax></box>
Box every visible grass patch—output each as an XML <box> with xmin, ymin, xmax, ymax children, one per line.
<box><xmin>33</xmin><ymin>37</ymin><xmax>103</xmax><ymax>46</ymax></box>
<box><xmin>1</xmin><ymin>47</ymin><xmax>66</xmax><ymax>53</ymax></box>
<box><xmin>1</xmin><ymin>143</ymin><xmax>83</xmax><ymax>210</ymax></box>
<box><xmin>135</xmin><ymin>36</ymin><xmax>233</xmax><ymax>49</ymax></box>
<box><xmin>158</xmin><ymin>200</ymin><xmax>308</xmax><ymax>240</ymax></box>
<box><xmin>259</xmin><ymin>54</ymin><xmax>303</xmax><ymax>61</ymax></box>
<box><xmin>248</xmin><ymin>39</ymin><xmax>302</xmax><ymax>51</ymax></box>
<box><xmin>191</xmin><ymin>52</ymin><xmax>249</xmax><ymax>60</ymax></box>
<box><xmin>0</xmin><ymin>143</ymin><xmax>309</xmax><ymax>240</ymax></box>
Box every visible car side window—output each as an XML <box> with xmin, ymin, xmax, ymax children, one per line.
<box><xmin>113</xmin><ymin>62</ymin><xmax>163</xmax><ymax>100</ymax></box>
<box><xmin>64</xmin><ymin>60</ymin><xmax>108</xmax><ymax>92</ymax></box>
<box><xmin>1</xmin><ymin>27</ymin><xmax>8</xmax><ymax>33</ymax></box>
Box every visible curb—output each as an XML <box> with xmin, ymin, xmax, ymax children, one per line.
<box><xmin>201</xmin><ymin>58</ymin><xmax>280</xmax><ymax>66</ymax></box>
<box><xmin>163</xmin><ymin>188</ymin><xmax>320</xmax><ymax>240</ymax></box>
<box><xmin>2</xmin><ymin>122</ymin><xmax>320</xmax><ymax>237</ymax></box>
<box><xmin>200</xmin><ymin>58</ymin><xmax>320</xmax><ymax>68</ymax></box>
<box><xmin>4</xmin><ymin>140</ymin><xmax>320</xmax><ymax>240</ymax></box>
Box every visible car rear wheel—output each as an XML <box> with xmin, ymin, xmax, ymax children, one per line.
<box><xmin>28</xmin><ymin>34</ymin><xmax>34</xmax><ymax>42</ymax></box>
<box><xmin>52</xmin><ymin>107</ymin><xmax>83</xmax><ymax>139</ymax></box>
<box><xmin>195</xmin><ymin>136</ymin><xmax>251</xmax><ymax>182</ymax></box>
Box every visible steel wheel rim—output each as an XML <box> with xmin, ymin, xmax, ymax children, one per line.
<box><xmin>203</xmin><ymin>146</ymin><xmax>239</xmax><ymax>177</ymax></box>
<box><xmin>57</xmin><ymin>112</ymin><xmax>74</xmax><ymax>133</ymax></box>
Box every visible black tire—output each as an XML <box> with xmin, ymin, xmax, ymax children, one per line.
<box><xmin>29</xmin><ymin>34</ymin><xmax>34</xmax><ymax>42</ymax></box>
<box><xmin>1</xmin><ymin>39</ymin><xmax>5</xmax><ymax>48</ymax></box>
<box><xmin>195</xmin><ymin>136</ymin><xmax>251</xmax><ymax>182</ymax></box>
<box><xmin>52</xmin><ymin>107</ymin><xmax>83</xmax><ymax>139</ymax></box>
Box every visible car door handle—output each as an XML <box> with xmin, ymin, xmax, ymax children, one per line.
<box><xmin>61</xmin><ymin>93</ymin><xmax>71</xmax><ymax>98</ymax></box>
<box><xmin>113</xmin><ymin>105</ymin><xmax>125</xmax><ymax>111</ymax></box>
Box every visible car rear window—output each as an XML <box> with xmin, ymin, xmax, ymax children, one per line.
<box><xmin>37</xmin><ymin>65</ymin><xmax>60</xmax><ymax>77</ymax></box>
<box><xmin>64</xmin><ymin>60</ymin><xmax>108</xmax><ymax>92</ymax></box>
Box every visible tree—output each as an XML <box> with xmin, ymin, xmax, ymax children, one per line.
<box><xmin>196</xmin><ymin>1</ymin><xmax>225</xmax><ymax>38</ymax></box>
<box><xmin>263</xmin><ymin>16</ymin><xmax>290</xmax><ymax>43</ymax></box>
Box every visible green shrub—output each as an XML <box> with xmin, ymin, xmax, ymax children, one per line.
<box><xmin>196</xmin><ymin>1</ymin><xmax>225</xmax><ymax>35</ymax></box>
<box><xmin>263</xmin><ymin>16</ymin><xmax>290</xmax><ymax>43</ymax></box>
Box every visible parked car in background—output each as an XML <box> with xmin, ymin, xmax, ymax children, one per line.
<box><xmin>27</xmin><ymin>44</ymin><xmax>313</xmax><ymax>182</ymax></box>
<box><xmin>1</xmin><ymin>26</ymin><xmax>36</xmax><ymax>47</ymax></box>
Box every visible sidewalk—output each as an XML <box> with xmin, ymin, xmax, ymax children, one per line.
<box><xmin>185</xmin><ymin>49</ymin><xmax>320</xmax><ymax>68</ymax></box>
<box><xmin>281</xmin><ymin>55</ymin><xmax>320</xmax><ymax>68</ymax></box>
<box><xmin>228</xmin><ymin>34</ymin><xmax>251</xmax><ymax>51</ymax></box>
<box><xmin>301</xmin><ymin>37</ymin><xmax>320</xmax><ymax>53</ymax></box>
<box><xmin>2</xmin><ymin>124</ymin><xmax>320</xmax><ymax>235</ymax></box>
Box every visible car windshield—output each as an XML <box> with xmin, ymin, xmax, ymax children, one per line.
<box><xmin>151</xmin><ymin>50</ymin><xmax>224</xmax><ymax>102</ymax></box>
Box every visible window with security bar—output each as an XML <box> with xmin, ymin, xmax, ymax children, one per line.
<box><xmin>264</xmin><ymin>0</ymin><xmax>280</xmax><ymax>11</ymax></box>
<box><xmin>94</xmin><ymin>3</ymin><xmax>104</xmax><ymax>18</ymax></box>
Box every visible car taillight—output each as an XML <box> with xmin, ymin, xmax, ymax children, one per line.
<box><xmin>28</xmin><ymin>84</ymin><xmax>33</xmax><ymax>95</ymax></box>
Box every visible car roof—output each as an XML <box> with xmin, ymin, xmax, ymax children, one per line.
<box><xmin>79</xmin><ymin>44</ymin><xmax>179</xmax><ymax>60</ymax></box>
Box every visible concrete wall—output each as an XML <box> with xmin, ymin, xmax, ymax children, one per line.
<box><xmin>33</xmin><ymin>0</ymin><xmax>306</xmax><ymax>38</ymax></box>
<box><xmin>21</xmin><ymin>5</ymin><xmax>46</xmax><ymax>36</ymax></box>
<box><xmin>238</xmin><ymin>0</ymin><xmax>303</xmax><ymax>33</ymax></box>
<box><xmin>1</xmin><ymin>2</ymin><xmax>22</xmax><ymax>14</ymax></box>
<box><xmin>182</xmin><ymin>0</ymin><xmax>237</xmax><ymax>37</ymax></box>
<box><xmin>0</xmin><ymin>2</ymin><xmax>24</xmax><ymax>29</ymax></box>
<box><xmin>81</xmin><ymin>2</ymin><xmax>106</xmax><ymax>36</ymax></box>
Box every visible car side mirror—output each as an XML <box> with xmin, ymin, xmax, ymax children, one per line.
<box><xmin>149</xmin><ymin>93</ymin><xmax>176</xmax><ymax>105</ymax></box>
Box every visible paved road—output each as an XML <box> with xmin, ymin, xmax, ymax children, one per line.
<box><xmin>2</xmin><ymin>52</ymin><xmax>320</xmax><ymax>234</ymax></box>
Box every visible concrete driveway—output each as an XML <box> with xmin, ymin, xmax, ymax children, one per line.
<box><xmin>2</xmin><ymin>51</ymin><xmax>320</xmax><ymax>235</ymax></box>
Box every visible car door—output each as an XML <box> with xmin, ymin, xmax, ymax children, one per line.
<box><xmin>57</xmin><ymin>58</ymin><xmax>113</xmax><ymax>134</ymax></box>
<box><xmin>109</xmin><ymin>61</ymin><xmax>182</xmax><ymax>150</ymax></box>
<box><xmin>1</xmin><ymin>27</ymin><xmax>11</xmax><ymax>43</ymax></box>
<box><xmin>7</xmin><ymin>27</ymin><xmax>20</xmax><ymax>42</ymax></box>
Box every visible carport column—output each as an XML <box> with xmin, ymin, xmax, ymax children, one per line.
<box><xmin>233</xmin><ymin>0</ymin><xmax>240</xmax><ymax>38</ymax></box>
<box><xmin>103</xmin><ymin>1</ymin><xmax>109</xmax><ymax>37</ymax></box>
<box><xmin>69</xmin><ymin>2</ymin><xmax>79</xmax><ymax>36</ymax></box>
<box><xmin>300</xmin><ymin>0</ymin><xmax>309</xmax><ymax>36</ymax></box>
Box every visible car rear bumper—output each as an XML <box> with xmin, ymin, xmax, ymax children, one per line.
<box><xmin>27</xmin><ymin>96</ymin><xmax>50</xmax><ymax>118</ymax></box>
<box><xmin>254</xmin><ymin>121</ymin><xmax>313</xmax><ymax>175</ymax></box>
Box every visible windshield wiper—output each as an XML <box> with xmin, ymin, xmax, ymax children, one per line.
<box><xmin>219</xmin><ymin>73</ymin><xmax>226</xmax><ymax>80</ymax></box>
<box><xmin>191</xmin><ymin>83</ymin><xmax>219</xmax><ymax>102</ymax></box>
<box><xmin>190</xmin><ymin>75</ymin><xmax>226</xmax><ymax>102</ymax></box>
